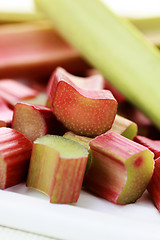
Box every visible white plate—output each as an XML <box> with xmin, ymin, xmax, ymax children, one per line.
<box><xmin>0</xmin><ymin>184</ymin><xmax>158</xmax><ymax>240</ymax></box>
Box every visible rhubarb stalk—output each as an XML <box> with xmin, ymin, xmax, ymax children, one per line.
<box><xmin>0</xmin><ymin>21</ymin><xmax>88</xmax><ymax>80</ymax></box>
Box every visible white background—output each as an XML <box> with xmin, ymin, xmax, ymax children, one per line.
<box><xmin>0</xmin><ymin>0</ymin><xmax>160</xmax><ymax>17</ymax></box>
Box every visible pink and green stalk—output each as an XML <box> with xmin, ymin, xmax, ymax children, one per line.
<box><xmin>12</xmin><ymin>102</ymin><xmax>65</xmax><ymax>142</ymax></box>
<box><xmin>0</xmin><ymin>127</ymin><xmax>32</xmax><ymax>189</ymax></box>
<box><xmin>26</xmin><ymin>135</ymin><xmax>88</xmax><ymax>204</ymax></box>
<box><xmin>48</xmin><ymin>67</ymin><xmax>117</xmax><ymax>137</ymax></box>
<box><xmin>0</xmin><ymin>21</ymin><xmax>88</xmax><ymax>80</ymax></box>
<box><xmin>84</xmin><ymin>131</ymin><xmax>154</xmax><ymax>204</ymax></box>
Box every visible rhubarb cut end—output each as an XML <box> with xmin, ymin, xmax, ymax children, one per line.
<box><xmin>117</xmin><ymin>150</ymin><xmax>154</xmax><ymax>204</ymax></box>
<box><xmin>122</xmin><ymin>123</ymin><xmax>138</xmax><ymax>140</ymax></box>
<box><xmin>27</xmin><ymin>135</ymin><xmax>88</xmax><ymax>203</ymax></box>
<box><xmin>35</xmin><ymin>135</ymin><xmax>88</xmax><ymax>158</ymax></box>
<box><xmin>85</xmin><ymin>132</ymin><xmax>154</xmax><ymax>204</ymax></box>
<box><xmin>49</xmin><ymin>69</ymin><xmax>117</xmax><ymax>137</ymax></box>
<box><xmin>12</xmin><ymin>103</ymin><xmax>48</xmax><ymax>142</ymax></box>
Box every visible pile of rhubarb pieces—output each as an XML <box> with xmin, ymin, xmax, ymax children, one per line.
<box><xmin>0</xmin><ymin>63</ymin><xmax>159</xmax><ymax>211</ymax></box>
<box><xmin>0</xmin><ymin>18</ymin><xmax>160</xmax><ymax>213</ymax></box>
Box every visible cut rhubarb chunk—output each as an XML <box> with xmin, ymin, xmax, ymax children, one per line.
<box><xmin>26</xmin><ymin>135</ymin><xmax>88</xmax><ymax>204</ymax></box>
<box><xmin>83</xmin><ymin>131</ymin><xmax>154</xmax><ymax>204</ymax></box>
<box><xmin>147</xmin><ymin>157</ymin><xmax>160</xmax><ymax>212</ymax></box>
<box><xmin>134</xmin><ymin>135</ymin><xmax>160</xmax><ymax>159</ymax></box>
<box><xmin>49</xmin><ymin>68</ymin><xmax>117</xmax><ymax>137</ymax></box>
<box><xmin>0</xmin><ymin>127</ymin><xmax>32</xmax><ymax>189</ymax></box>
<box><xmin>0</xmin><ymin>98</ymin><xmax>13</xmax><ymax>127</ymax></box>
<box><xmin>12</xmin><ymin>102</ymin><xmax>65</xmax><ymax>142</ymax></box>
<box><xmin>109</xmin><ymin>114</ymin><xmax>138</xmax><ymax>140</ymax></box>
<box><xmin>0</xmin><ymin>21</ymin><xmax>88</xmax><ymax>80</ymax></box>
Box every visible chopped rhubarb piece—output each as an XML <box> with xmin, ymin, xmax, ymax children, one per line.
<box><xmin>48</xmin><ymin>68</ymin><xmax>117</xmax><ymax>137</ymax></box>
<box><xmin>12</xmin><ymin>102</ymin><xmax>65</xmax><ymax>142</ymax></box>
<box><xmin>0</xmin><ymin>127</ymin><xmax>32</xmax><ymax>189</ymax></box>
<box><xmin>147</xmin><ymin>157</ymin><xmax>160</xmax><ymax>212</ymax></box>
<box><xmin>83</xmin><ymin>131</ymin><xmax>154</xmax><ymax>204</ymax></box>
<box><xmin>0</xmin><ymin>79</ymin><xmax>38</xmax><ymax>105</ymax></box>
<box><xmin>26</xmin><ymin>135</ymin><xmax>88</xmax><ymax>204</ymax></box>
<box><xmin>0</xmin><ymin>21</ymin><xmax>88</xmax><ymax>80</ymax></box>
<box><xmin>0</xmin><ymin>98</ymin><xmax>13</xmax><ymax>126</ymax></box>
<box><xmin>134</xmin><ymin>135</ymin><xmax>160</xmax><ymax>159</ymax></box>
<box><xmin>109</xmin><ymin>114</ymin><xmax>138</xmax><ymax>140</ymax></box>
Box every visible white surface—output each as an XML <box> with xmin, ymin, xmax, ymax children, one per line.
<box><xmin>0</xmin><ymin>0</ymin><xmax>160</xmax><ymax>17</ymax></box>
<box><xmin>0</xmin><ymin>184</ymin><xmax>158</xmax><ymax>240</ymax></box>
<box><xmin>103</xmin><ymin>0</ymin><xmax>160</xmax><ymax>17</ymax></box>
<box><xmin>0</xmin><ymin>225</ymin><xmax>56</xmax><ymax>240</ymax></box>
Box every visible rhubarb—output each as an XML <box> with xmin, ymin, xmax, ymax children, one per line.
<box><xmin>0</xmin><ymin>21</ymin><xmax>88</xmax><ymax>80</ymax></box>
<box><xmin>12</xmin><ymin>102</ymin><xmax>65</xmax><ymax>142</ymax></box>
<box><xmin>26</xmin><ymin>135</ymin><xmax>88</xmax><ymax>204</ymax></box>
<box><xmin>48</xmin><ymin>68</ymin><xmax>117</xmax><ymax>137</ymax></box>
<box><xmin>0</xmin><ymin>11</ymin><xmax>43</xmax><ymax>23</ymax></box>
<box><xmin>0</xmin><ymin>127</ymin><xmax>32</xmax><ymax>189</ymax></box>
<box><xmin>83</xmin><ymin>131</ymin><xmax>154</xmax><ymax>204</ymax></box>
<box><xmin>35</xmin><ymin>0</ymin><xmax>160</xmax><ymax>129</ymax></box>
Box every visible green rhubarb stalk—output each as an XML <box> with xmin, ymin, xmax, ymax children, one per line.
<box><xmin>0</xmin><ymin>11</ymin><xmax>43</xmax><ymax>23</ymax></box>
<box><xmin>35</xmin><ymin>0</ymin><xmax>160</xmax><ymax>130</ymax></box>
<box><xmin>130</xmin><ymin>17</ymin><xmax>160</xmax><ymax>47</ymax></box>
